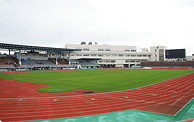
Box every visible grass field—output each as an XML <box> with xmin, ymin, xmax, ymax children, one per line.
<box><xmin>0</xmin><ymin>69</ymin><xmax>193</xmax><ymax>92</ymax></box>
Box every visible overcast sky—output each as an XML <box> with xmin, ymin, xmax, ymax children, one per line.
<box><xmin>0</xmin><ymin>0</ymin><xmax>194</xmax><ymax>55</ymax></box>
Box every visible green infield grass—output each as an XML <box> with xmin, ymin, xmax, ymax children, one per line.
<box><xmin>0</xmin><ymin>69</ymin><xmax>193</xmax><ymax>92</ymax></box>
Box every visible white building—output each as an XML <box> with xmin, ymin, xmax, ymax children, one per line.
<box><xmin>65</xmin><ymin>42</ymin><xmax>160</xmax><ymax>68</ymax></box>
<box><xmin>150</xmin><ymin>46</ymin><xmax>167</xmax><ymax>61</ymax></box>
<box><xmin>64</xmin><ymin>42</ymin><xmax>190</xmax><ymax>68</ymax></box>
<box><xmin>186</xmin><ymin>54</ymin><xmax>194</xmax><ymax>61</ymax></box>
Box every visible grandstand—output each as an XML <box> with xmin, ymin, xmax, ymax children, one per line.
<box><xmin>49</xmin><ymin>58</ymin><xmax>69</xmax><ymax>65</ymax></box>
<box><xmin>0</xmin><ymin>56</ymin><xmax>19</xmax><ymax>66</ymax></box>
<box><xmin>141</xmin><ymin>61</ymin><xmax>194</xmax><ymax>68</ymax></box>
<box><xmin>0</xmin><ymin>43</ymin><xmax>81</xmax><ymax>71</ymax></box>
<box><xmin>76</xmin><ymin>58</ymin><xmax>101</xmax><ymax>69</ymax></box>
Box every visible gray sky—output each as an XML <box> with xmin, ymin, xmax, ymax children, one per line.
<box><xmin>0</xmin><ymin>0</ymin><xmax>194</xmax><ymax>55</ymax></box>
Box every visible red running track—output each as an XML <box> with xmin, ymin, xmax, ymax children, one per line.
<box><xmin>0</xmin><ymin>73</ymin><xmax>194</xmax><ymax>121</ymax></box>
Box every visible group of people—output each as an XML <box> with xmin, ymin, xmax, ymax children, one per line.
<box><xmin>1</xmin><ymin>60</ymin><xmax>18</xmax><ymax>67</ymax></box>
<box><xmin>36</xmin><ymin>61</ymin><xmax>44</xmax><ymax>64</ymax></box>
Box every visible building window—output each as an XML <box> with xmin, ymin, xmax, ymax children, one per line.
<box><xmin>111</xmin><ymin>60</ymin><xmax>116</xmax><ymax>63</ymax></box>
<box><xmin>137</xmin><ymin>55</ymin><xmax>142</xmax><ymax>57</ymax></box>
<box><xmin>131</xmin><ymin>55</ymin><xmax>136</xmax><ymax>57</ymax></box>
<box><xmin>124</xmin><ymin>49</ymin><xmax>130</xmax><ymax>51</ymax></box>
<box><xmin>91</xmin><ymin>54</ymin><xmax>97</xmax><ymax>56</ymax></box>
<box><xmin>105</xmin><ymin>49</ymin><xmax>111</xmax><ymax>51</ymax></box>
<box><xmin>98</xmin><ymin>54</ymin><xmax>103</xmax><ymax>57</ymax></box>
<box><xmin>125</xmin><ymin>60</ymin><xmax>129</xmax><ymax>63</ymax></box>
<box><xmin>143</xmin><ymin>55</ymin><xmax>147</xmax><ymax>57</ymax></box>
<box><xmin>118</xmin><ymin>54</ymin><xmax>124</xmax><ymax>57</ymax></box>
<box><xmin>83</xmin><ymin>54</ymin><xmax>89</xmax><ymax>56</ymax></box>
<box><xmin>99</xmin><ymin>60</ymin><xmax>103</xmax><ymax>63</ymax></box>
<box><xmin>83</xmin><ymin>48</ymin><xmax>90</xmax><ymax>51</ymax></box>
<box><xmin>76</xmin><ymin>54</ymin><xmax>82</xmax><ymax>56</ymax></box>
<box><xmin>112</xmin><ymin>54</ymin><xmax>117</xmax><ymax>56</ymax></box>
<box><xmin>126</xmin><ymin>55</ymin><xmax>130</xmax><ymax>57</ymax></box>
<box><xmin>98</xmin><ymin>49</ymin><xmax>104</xmax><ymax>51</ymax></box>
<box><xmin>131</xmin><ymin>50</ymin><xmax>136</xmax><ymax>52</ymax></box>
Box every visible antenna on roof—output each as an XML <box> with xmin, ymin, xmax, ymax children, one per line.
<box><xmin>80</xmin><ymin>41</ymin><xmax>86</xmax><ymax>45</ymax></box>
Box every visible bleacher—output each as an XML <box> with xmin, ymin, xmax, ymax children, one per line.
<box><xmin>141</xmin><ymin>61</ymin><xmax>194</xmax><ymax>68</ymax></box>
<box><xmin>22</xmin><ymin>59</ymin><xmax>55</xmax><ymax>66</ymax></box>
<box><xmin>21</xmin><ymin>55</ymin><xmax>49</xmax><ymax>60</ymax></box>
<box><xmin>48</xmin><ymin>58</ymin><xmax>69</xmax><ymax>65</ymax></box>
<box><xmin>0</xmin><ymin>65</ymin><xmax>15</xmax><ymax>68</ymax></box>
<box><xmin>0</xmin><ymin>43</ymin><xmax>81</xmax><ymax>71</ymax></box>
<box><xmin>0</xmin><ymin>57</ymin><xmax>19</xmax><ymax>66</ymax></box>
<box><xmin>58</xmin><ymin>58</ymin><xmax>69</xmax><ymax>64</ymax></box>
<box><xmin>0</xmin><ymin>56</ymin><xmax>73</xmax><ymax>71</ymax></box>
<box><xmin>0</xmin><ymin>57</ymin><xmax>19</xmax><ymax>71</ymax></box>
<box><xmin>78</xmin><ymin>61</ymin><xmax>100</xmax><ymax>69</ymax></box>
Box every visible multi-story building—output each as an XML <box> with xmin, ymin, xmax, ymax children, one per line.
<box><xmin>186</xmin><ymin>54</ymin><xmax>194</xmax><ymax>61</ymax></box>
<box><xmin>150</xmin><ymin>46</ymin><xmax>167</xmax><ymax>61</ymax></box>
<box><xmin>65</xmin><ymin>42</ymin><xmax>154</xmax><ymax>68</ymax></box>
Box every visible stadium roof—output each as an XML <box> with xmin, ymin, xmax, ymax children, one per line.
<box><xmin>0</xmin><ymin>43</ymin><xmax>81</xmax><ymax>52</ymax></box>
